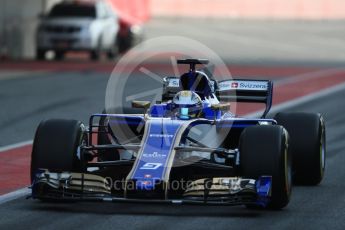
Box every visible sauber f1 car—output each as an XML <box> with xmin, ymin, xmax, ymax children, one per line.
<box><xmin>30</xmin><ymin>59</ymin><xmax>326</xmax><ymax>209</ymax></box>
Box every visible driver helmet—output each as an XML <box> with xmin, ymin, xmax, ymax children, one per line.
<box><xmin>172</xmin><ymin>90</ymin><xmax>203</xmax><ymax>119</ymax></box>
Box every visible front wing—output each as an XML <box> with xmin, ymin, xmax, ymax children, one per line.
<box><xmin>31</xmin><ymin>170</ymin><xmax>272</xmax><ymax>207</ymax></box>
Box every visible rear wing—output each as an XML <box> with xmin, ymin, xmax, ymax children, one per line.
<box><xmin>217</xmin><ymin>79</ymin><xmax>273</xmax><ymax>118</ymax></box>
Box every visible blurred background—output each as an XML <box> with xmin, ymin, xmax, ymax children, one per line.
<box><xmin>0</xmin><ymin>0</ymin><xmax>345</xmax><ymax>62</ymax></box>
<box><xmin>0</xmin><ymin>0</ymin><xmax>149</xmax><ymax>59</ymax></box>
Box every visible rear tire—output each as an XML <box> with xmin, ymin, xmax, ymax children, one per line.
<box><xmin>98</xmin><ymin>109</ymin><xmax>120</xmax><ymax>161</ymax></box>
<box><xmin>97</xmin><ymin>107</ymin><xmax>143</xmax><ymax>161</ymax></box>
<box><xmin>240</xmin><ymin>125</ymin><xmax>292</xmax><ymax>209</ymax></box>
<box><xmin>31</xmin><ymin>119</ymin><xmax>86</xmax><ymax>183</ymax></box>
<box><xmin>274</xmin><ymin>112</ymin><xmax>326</xmax><ymax>185</ymax></box>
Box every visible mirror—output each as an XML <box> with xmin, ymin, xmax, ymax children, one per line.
<box><xmin>211</xmin><ymin>103</ymin><xmax>231</xmax><ymax>111</ymax></box>
<box><xmin>132</xmin><ymin>100</ymin><xmax>151</xmax><ymax>109</ymax></box>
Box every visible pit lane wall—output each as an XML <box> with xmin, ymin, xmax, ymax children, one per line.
<box><xmin>1</xmin><ymin>0</ymin><xmax>345</xmax><ymax>60</ymax></box>
<box><xmin>0</xmin><ymin>0</ymin><xmax>61</xmax><ymax>59</ymax></box>
<box><xmin>151</xmin><ymin>0</ymin><xmax>345</xmax><ymax>19</ymax></box>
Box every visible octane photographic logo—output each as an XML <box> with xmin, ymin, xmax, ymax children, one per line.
<box><xmin>105</xmin><ymin>36</ymin><xmax>236</xmax><ymax>167</ymax></box>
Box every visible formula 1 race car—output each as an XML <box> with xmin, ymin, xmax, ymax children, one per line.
<box><xmin>30</xmin><ymin>59</ymin><xmax>326</xmax><ymax>209</ymax></box>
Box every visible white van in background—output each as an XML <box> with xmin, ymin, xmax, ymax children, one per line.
<box><xmin>36</xmin><ymin>0</ymin><xmax>119</xmax><ymax>60</ymax></box>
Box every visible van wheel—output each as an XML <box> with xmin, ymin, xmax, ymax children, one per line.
<box><xmin>36</xmin><ymin>49</ymin><xmax>46</xmax><ymax>60</ymax></box>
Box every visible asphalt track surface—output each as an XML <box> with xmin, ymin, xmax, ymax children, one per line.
<box><xmin>1</xmin><ymin>19</ymin><xmax>345</xmax><ymax>229</ymax></box>
<box><xmin>0</xmin><ymin>86</ymin><xmax>344</xmax><ymax>230</ymax></box>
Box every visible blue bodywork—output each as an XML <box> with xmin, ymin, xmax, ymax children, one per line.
<box><xmin>256</xmin><ymin>176</ymin><xmax>272</xmax><ymax>207</ymax></box>
<box><xmin>130</xmin><ymin>119</ymin><xmax>185</xmax><ymax>190</ymax></box>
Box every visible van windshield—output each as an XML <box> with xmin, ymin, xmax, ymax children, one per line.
<box><xmin>49</xmin><ymin>4</ymin><xmax>96</xmax><ymax>18</ymax></box>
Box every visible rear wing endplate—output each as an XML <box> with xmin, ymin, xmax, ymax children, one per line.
<box><xmin>217</xmin><ymin>79</ymin><xmax>273</xmax><ymax>118</ymax></box>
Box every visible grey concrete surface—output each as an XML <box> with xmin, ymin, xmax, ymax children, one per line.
<box><xmin>146</xmin><ymin>18</ymin><xmax>345</xmax><ymax>66</ymax></box>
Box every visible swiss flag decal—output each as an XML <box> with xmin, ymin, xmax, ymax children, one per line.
<box><xmin>231</xmin><ymin>82</ymin><xmax>239</xmax><ymax>88</ymax></box>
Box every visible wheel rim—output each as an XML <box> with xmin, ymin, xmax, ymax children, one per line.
<box><xmin>284</xmin><ymin>130</ymin><xmax>292</xmax><ymax>197</ymax></box>
<box><xmin>285</xmin><ymin>150</ymin><xmax>292</xmax><ymax>195</ymax></box>
<box><xmin>320</xmin><ymin>124</ymin><xmax>326</xmax><ymax>177</ymax></box>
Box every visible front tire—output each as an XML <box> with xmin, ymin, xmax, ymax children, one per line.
<box><xmin>274</xmin><ymin>112</ymin><xmax>326</xmax><ymax>185</ymax></box>
<box><xmin>31</xmin><ymin>119</ymin><xmax>86</xmax><ymax>183</ymax></box>
<box><xmin>240</xmin><ymin>125</ymin><xmax>292</xmax><ymax>209</ymax></box>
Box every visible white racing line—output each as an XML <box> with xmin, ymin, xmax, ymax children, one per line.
<box><xmin>0</xmin><ymin>71</ymin><xmax>51</xmax><ymax>81</ymax></box>
<box><xmin>0</xmin><ymin>188</ymin><xmax>31</xmax><ymax>205</ymax></box>
<box><xmin>274</xmin><ymin>67</ymin><xmax>345</xmax><ymax>86</ymax></box>
<box><xmin>0</xmin><ymin>140</ymin><xmax>33</xmax><ymax>153</ymax></box>
<box><xmin>1</xmin><ymin>80</ymin><xmax>345</xmax><ymax>205</ymax></box>
<box><xmin>0</xmin><ymin>140</ymin><xmax>33</xmax><ymax>205</ymax></box>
